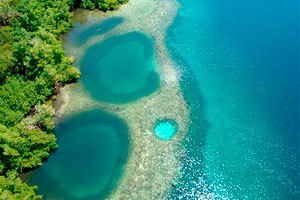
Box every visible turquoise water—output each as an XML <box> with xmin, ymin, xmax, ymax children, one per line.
<box><xmin>67</xmin><ymin>17</ymin><xmax>124</xmax><ymax>46</ymax></box>
<box><xmin>28</xmin><ymin>110</ymin><xmax>129</xmax><ymax>200</ymax></box>
<box><xmin>167</xmin><ymin>0</ymin><xmax>299</xmax><ymax>199</ymax></box>
<box><xmin>80</xmin><ymin>31</ymin><xmax>160</xmax><ymax>103</ymax></box>
<box><xmin>28</xmin><ymin>18</ymin><xmax>161</xmax><ymax>199</ymax></box>
<box><xmin>154</xmin><ymin>119</ymin><xmax>178</xmax><ymax>140</ymax></box>
<box><xmin>28</xmin><ymin>1</ymin><xmax>299</xmax><ymax>198</ymax></box>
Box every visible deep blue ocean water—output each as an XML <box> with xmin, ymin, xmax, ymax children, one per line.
<box><xmin>167</xmin><ymin>0</ymin><xmax>299</xmax><ymax>199</ymax></box>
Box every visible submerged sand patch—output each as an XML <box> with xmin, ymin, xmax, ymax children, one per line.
<box><xmin>55</xmin><ymin>0</ymin><xmax>190</xmax><ymax>199</ymax></box>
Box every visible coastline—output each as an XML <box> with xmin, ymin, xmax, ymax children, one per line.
<box><xmin>54</xmin><ymin>0</ymin><xmax>191</xmax><ymax>198</ymax></box>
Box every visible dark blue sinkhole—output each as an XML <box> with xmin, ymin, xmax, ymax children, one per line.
<box><xmin>28</xmin><ymin>110</ymin><xmax>130</xmax><ymax>200</ymax></box>
<box><xmin>80</xmin><ymin>31</ymin><xmax>160</xmax><ymax>103</ymax></box>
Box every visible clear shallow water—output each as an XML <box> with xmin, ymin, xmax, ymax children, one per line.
<box><xmin>67</xmin><ymin>17</ymin><xmax>124</xmax><ymax>46</ymax></box>
<box><xmin>80</xmin><ymin>31</ymin><xmax>160</xmax><ymax>103</ymax></box>
<box><xmin>28</xmin><ymin>110</ymin><xmax>129</xmax><ymax>200</ymax></box>
<box><xmin>166</xmin><ymin>0</ymin><xmax>299</xmax><ymax>199</ymax></box>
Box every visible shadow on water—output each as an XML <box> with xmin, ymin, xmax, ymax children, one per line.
<box><xmin>67</xmin><ymin>17</ymin><xmax>124</xmax><ymax>46</ymax></box>
<box><xmin>166</xmin><ymin>17</ymin><xmax>212</xmax><ymax>198</ymax></box>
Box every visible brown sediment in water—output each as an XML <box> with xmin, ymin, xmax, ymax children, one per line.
<box><xmin>55</xmin><ymin>0</ymin><xmax>190</xmax><ymax>199</ymax></box>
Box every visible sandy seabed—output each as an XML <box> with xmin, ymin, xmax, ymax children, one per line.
<box><xmin>55</xmin><ymin>0</ymin><xmax>190</xmax><ymax>199</ymax></box>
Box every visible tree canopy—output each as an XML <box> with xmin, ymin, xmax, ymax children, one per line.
<box><xmin>0</xmin><ymin>0</ymin><xmax>128</xmax><ymax>197</ymax></box>
<box><xmin>79</xmin><ymin>0</ymin><xmax>129</xmax><ymax>11</ymax></box>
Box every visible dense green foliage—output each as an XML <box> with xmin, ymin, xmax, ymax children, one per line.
<box><xmin>0</xmin><ymin>0</ymin><xmax>85</xmax><ymax>198</ymax></box>
<box><xmin>0</xmin><ymin>76</ymin><xmax>40</xmax><ymax>127</ymax></box>
<box><xmin>0</xmin><ymin>0</ymin><xmax>19</xmax><ymax>26</ymax></box>
<box><xmin>16</xmin><ymin>0</ymin><xmax>73</xmax><ymax>34</ymax></box>
<box><xmin>0</xmin><ymin>116</ymin><xmax>57</xmax><ymax>173</ymax></box>
<box><xmin>13</xmin><ymin>28</ymin><xmax>80</xmax><ymax>81</ymax></box>
<box><xmin>0</xmin><ymin>26</ymin><xmax>14</xmax><ymax>83</ymax></box>
<box><xmin>0</xmin><ymin>172</ymin><xmax>41</xmax><ymax>200</ymax></box>
<box><xmin>78</xmin><ymin>0</ymin><xmax>129</xmax><ymax>11</ymax></box>
<box><xmin>0</xmin><ymin>0</ymin><xmax>128</xmax><ymax>197</ymax></box>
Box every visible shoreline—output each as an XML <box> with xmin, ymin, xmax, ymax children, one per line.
<box><xmin>55</xmin><ymin>0</ymin><xmax>190</xmax><ymax>198</ymax></box>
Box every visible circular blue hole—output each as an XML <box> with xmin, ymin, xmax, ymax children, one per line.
<box><xmin>154</xmin><ymin>119</ymin><xmax>178</xmax><ymax>140</ymax></box>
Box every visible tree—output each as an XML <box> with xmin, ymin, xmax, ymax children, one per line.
<box><xmin>0</xmin><ymin>0</ymin><xmax>17</xmax><ymax>26</ymax></box>
<box><xmin>0</xmin><ymin>76</ymin><xmax>40</xmax><ymax>127</ymax></box>
<box><xmin>0</xmin><ymin>123</ymin><xmax>57</xmax><ymax>173</ymax></box>
<box><xmin>32</xmin><ymin>102</ymin><xmax>55</xmax><ymax>133</ymax></box>
<box><xmin>0</xmin><ymin>0</ymin><xmax>126</xmax><ymax>198</ymax></box>
<box><xmin>0</xmin><ymin>171</ymin><xmax>42</xmax><ymax>200</ymax></box>
<box><xmin>0</xmin><ymin>26</ymin><xmax>14</xmax><ymax>83</ymax></box>
<box><xmin>79</xmin><ymin>0</ymin><xmax>129</xmax><ymax>11</ymax></box>
<box><xmin>16</xmin><ymin>0</ymin><xmax>72</xmax><ymax>35</ymax></box>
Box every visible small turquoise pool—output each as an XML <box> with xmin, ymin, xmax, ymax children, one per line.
<box><xmin>154</xmin><ymin>119</ymin><xmax>178</xmax><ymax>140</ymax></box>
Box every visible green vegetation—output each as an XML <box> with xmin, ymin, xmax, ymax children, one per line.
<box><xmin>0</xmin><ymin>0</ymin><xmax>18</xmax><ymax>26</ymax></box>
<box><xmin>79</xmin><ymin>0</ymin><xmax>129</xmax><ymax>11</ymax></box>
<box><xmin>0</xmin><ymin>0</ymin><xmax>78</xmax><ymax>197</ymax></box>
<box><xmin>0</xmin><ymin>171</ymin><xmax>41</xmax><ymax>200</ymax></box>
<box><xmin>0</xmin><ymin>0</ymin><xmax>128</xmax><ymax>198</ymax></box>
<box><xmin>0</xmin><ymin>26</ymin><xmax>14</xmax><ymax>84</ymax></box>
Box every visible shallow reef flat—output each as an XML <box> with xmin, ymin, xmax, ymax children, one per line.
<box><xmin>55</xmin><ymin>0</ymin><xmax>190</xmax><ymax>199</ymax></box>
